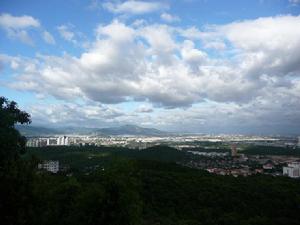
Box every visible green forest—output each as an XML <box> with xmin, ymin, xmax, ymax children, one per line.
<box><xmin>2</xmin><ymin>96</ymin><xmax>300</xmax><ymax>225</ymax></box>
<box><xmin>241</xmin><ymin>145</ymin><xmax>300</xmax><ymax>156</ymax></box>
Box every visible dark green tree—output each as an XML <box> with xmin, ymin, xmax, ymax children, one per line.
<box><xmin>0</xmin><ymin>97</ymin><xmax>33</xmax><ymax>225</ymax></box>
<box><xmin>0</xmin><ymin>96</ymin><xmax>31</xmax><ymax>164</ymax></box>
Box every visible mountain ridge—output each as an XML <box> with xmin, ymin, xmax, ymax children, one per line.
<box><xmin>16</xmin><ymin>124</ymin><xmax>168</xmax><ymax>136</ymax></box>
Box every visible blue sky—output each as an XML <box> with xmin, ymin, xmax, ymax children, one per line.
<box><xmin>1</xmin><ymin>0</ymin><xmax>300</xmax><ymax>134</ymax></box>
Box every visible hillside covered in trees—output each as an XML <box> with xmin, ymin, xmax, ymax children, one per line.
<box><xmin>2</xmin><ymin>97</ymin><xmax>300</xmax><ymax>225</ymax></box>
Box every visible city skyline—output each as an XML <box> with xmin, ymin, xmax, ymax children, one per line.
<box><xmin>1</xmin><ymin>0</ymin><xmax>300</xmax><ymax>134</ymax></box>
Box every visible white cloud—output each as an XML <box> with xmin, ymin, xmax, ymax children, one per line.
<box><xmin>27</xmin><ymin>102</ymin><xmax>125</xmax><ymax>127</ymax></box>
<box><xmin>219</xmin><ymin>15</ymin><xmax>300</xmax><ymax>52</ymax></box>
<box><xmin>139</xmin><ymin>24</ymin><xmax>177</xmax><ymax>56</ymax></box>
<box><xmin>203</xmin><ymin>41</ymin><xmax>226</xmax><ymax>50</ymax></box>
<box><xmin>26</xmin><ymin>89</ymin><xmax>300</xmax><ymax>134</ymax></box>
<box><xmin>9</xmin><ymin>29</ymin><xmax>34</xmax><ymax>45</ymax></box>
<box><xmin>135</xmin><ymin>104</ymin><xmax>153</xmax><ymax>113</ymax></box>
<box><xmin>103</xmin><ymin>0</ymin><xmax>168</xmax><ymax>15</ymax></box>
<box><xmin>57</xmin><ymin>24</ymin><xmax>76</xmax><ymax>43</ymax></box>
<box><xmin>96</xmin><ymin>20</ymin><xmax>135</xmax><ymax>42</ymax></box>
<box><xmin>0</xmin><ymin>13</ymin><xmax>40</xmax><ymax>29</ymax></box>
<box><xmin>289</xmin><ymin>0</ymin><xmax>300</xmax><ymax>4</ymax></box>
<box><xmin>160</xmin><ymin>13</ymin><xmax>180</xmax><ymax>23</ymax></box>
<box><xmin>218</xmin><ymin>15</ymin><xmax>300</xmax><ymax>77</ymax></box>
<box><xmin>131</xmin><ymin>19</ymin><xmax>147</xmax><ymax>27</ymax></box>
<box><xmin>181</xmin><ymin>40</ymin><xmax>207</xmax><ymax>66</ymax></box>
<box><xmin>87</xmin><ymin>0</ymin><xmax>102</xmax><ymax>10</ymax></box>
<box><xmin>42</xmin><ymin>31</ymin><xmax>56</xmax><ymax>45</ymax></box>
<box><xmin>177</xmin><ymin>26</ymin><xmax>203</xmax><ymax>40</ymax></box>
<box><xmin>4</xmin><ymin>15</ymin><xmax>300</xmax><ymax>133</ymax></box>
<box><xmin>0</xmin><ymin>13</ymin><xmax>40</xmax><ymax>45</ymax></box>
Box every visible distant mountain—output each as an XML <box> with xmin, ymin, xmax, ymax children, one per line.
<box><xmin>16</xmin><ymin>125</ymin><xmax>97</xmax><ymax>136</ymax></box>
<box><xmin>94</xmin><ymin>124</ymin><xmax>167</xmax><ymax>136</ymax></box>
<box><xmin>55</xmin><ymin>126</ymin><xmax>98</xmax><ymax>135</ymax></box>
<box><xmin>16</xmin><ymin>124</ymin><xmax>167</xmax><ymax>136</ymax></box>
<box><xmin>15</xmin><ymin>125</ymin><xmax>61</xmax><ymax>136</ymax></box>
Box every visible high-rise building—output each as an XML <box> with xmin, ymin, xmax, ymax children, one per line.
<box><xmin>231</xmin><ymin>144</ymin><xmax>237</xmax><ymax>157</ymax></box>
<box><xmin>64</xmin><ymin>136</ymin><xmax>69</xmax><ymax>145</ymax></box>
<box><xmin>57</xmin><ymin>137</ymin><xmax>61</xmax><ymax>145</ymax></box>
<box><xmin>297</xmin><ymin>136</ymin><xmax>300</xmax><ymax>147</ymax></box>
<box><xmin>56</xmin><ymin>136</ymin><xmax>69</xmax><ymax>146</ymax></box>
<box><xmin>283</xmin><ymin>162</ymin><xmax>300</xmax><ymax>178</ymax></box>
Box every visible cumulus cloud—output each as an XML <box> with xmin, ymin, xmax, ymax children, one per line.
<box><xmin>135</xmin><ymin>104</ymin><xmax>153</xmax><ymax>113</ymax></box>
<box><xmin>57</xmin><ymin>24</ymin><xmax>76</xmax><ymax>43</ymax></box>
<box><xmin>3</xmin><ymin>15</ymin><xmax>300</xmax><ymax>133</ymax></box>
<box><xmin>160</xmin><ymin>13</ymin><xmax>180</xmax><ymax>23</ymax></box>
<box><xmin>289</xmin><ymin>0</ymin><xmax>300</xmax><ymax>4</ymax></box>
<box><xmin>27</xmin><ymin>102</ymin><xmax>125</xmax><ymax>127</ymax></box>
<box><xmin>203</xmin><ymin>41</ymin><xmax>226</xmax><ymax>50</ymax></box>
<box><xmin>0</xmin><ymin>13</ymin><xmax>40</xmax><ymax>29</ymax></box>
<box><xmin>42</xmin><ymin>31</ymin><xmax>56</xmax><ymax>44</ymax></box>
<box><xmin>177</xmin><ymin>26</ymin><xmax>203</xmax><ymax>40</ymax></box>
<box><xmin>131</xmin><ymin>19</ymin><xmax>147</xmax><ymax>27</ymax></box>
<box><xmin>0</xmin><ymin>13</ymin><xmax>40</xmax><ymax>45</ymax></box>
<box><xmin>26</xmin><ymin>89</ymin><xmax>300</xmax><ymax>134</ymax></box>
<box><xmin>219</xmin><ymin>15</ymin><xmax>300</xmax><ymax>77</ymax></box>
<box><xmin>103</xmin><ymin>0</ymin><xmax>168</xmax><ymax>15</ymax></box>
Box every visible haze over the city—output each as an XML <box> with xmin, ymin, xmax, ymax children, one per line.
<box><xmin>1</xmin><ymin>0</ymin><xmax>300</xmax><ymax>134</ymax></box>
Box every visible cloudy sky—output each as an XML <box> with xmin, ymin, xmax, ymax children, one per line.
<box><xmin>1</xmin><ymin>0</ymin><xmax>300</xmax><ymax>134</ymax></box>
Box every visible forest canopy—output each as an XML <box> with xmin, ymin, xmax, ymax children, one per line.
<box><xmin>1</xmin><ymin>97</ymin><xmax>300</xmax><ymax>225</ymax></box>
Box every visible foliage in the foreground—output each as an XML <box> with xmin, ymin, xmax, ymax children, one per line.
<box><xmin>1</xmin><ymin>158</ymin><xmax>142</xmax><ymax>225</ymax></box>
<box><xmin>0</xmin><ymin>97</ymin><xmax>31</xmax><ymax>164</ymax></box>
<box><xmin>2</xmin><ymin>157</ymin><xmax>300</xmax><ymax>225</ymax></box>
<box><xmin>14</xmin><ymin>147</ymin><xmax>300</xmax><ymax>225</ymax></box>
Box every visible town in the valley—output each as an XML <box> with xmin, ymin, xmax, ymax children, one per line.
<box><xmin>28</xmin><ymin>134</ymin><xmax>300</xmax><ymax>178</ymax></box>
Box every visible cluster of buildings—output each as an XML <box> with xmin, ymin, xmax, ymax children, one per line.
<box><xmin>38</xmin><ymin>157</ymin><xmax>300</xmax><ymax>178</ymax></box>
<box><xmin>183</xmin><ymin>147</ymin><xmax>300</xmax><ymax>178</ymax></box>
<box><xmin>206</xmin><ymin>167</ymin><xmax>256</xmax><ymax>177</ymax></box>
<box><xmin>26</xmin><ymin>135</ymin><xmax>158</xmax><ymax>148</ymax></box>
<box><xmin>188</xmin><ymin>151</ymin><xmax>228</xmax><ymax>157</ymax></box>
<box><xmin>38</xmin><ymin>160</ymin><xmax>59</xmax><ymax>173</ymax></box>
<box><xmin>26</xmin><ymin>134</ymin><xmax>300</xmax><ymax>149</ymax></box>
<box><xmin>27</xmin><ymin>136</ymin><xmax>70</xmax><ymax>147</ymax></box>
<box><xmin>283</xmin><ymin>162</ymin><xmax>300</xmax><ymax>178</ymax></box>
<box><xmin>27</xmin><ymin>134</ymin><xmax>300</xmax><ymax>178</ymax></box>
<box><xmin>26</xmin><ymin>133</ymin><xmax>299</xmax><ymax>149</ymax></box>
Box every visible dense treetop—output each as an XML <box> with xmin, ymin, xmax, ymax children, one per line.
<box><xmin>2</xmin><ymin>97</ymin><xmax>300</xmax><ymax>225</ymax></box>
<box><xmin>0</xmin><ymin>96</ymin><xmax>31</xmax><ymax>164</ymax></box>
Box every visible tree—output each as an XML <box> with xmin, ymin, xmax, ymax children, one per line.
<box><xmin>0</xmin><ymin>96</ymin><xmax>31</xmax><ymax>164</ymax></box>
<box><xmin>0</xmin><ymin>97</ymin><xmax>33</xmax><ymax>225</ymax></box>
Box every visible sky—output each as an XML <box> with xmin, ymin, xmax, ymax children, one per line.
<box><xmin>1</xmin><ymin>0</ymin><xmax>300</xmax><ymax>135</ymax></box>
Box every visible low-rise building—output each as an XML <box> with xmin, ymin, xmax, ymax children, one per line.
<box><xmin>283</xmin><ymin>162</ymin><xmax>300</xmax><ymax>178</ymax></box>
<box><xmin>38</xmin><ymin>160</ymin><xmax>59</xmax><ymax>173</ymax></box>
<box><xmin>263</xmin><ymin>163</ymin><xmax>274</xmax><ymax>170</ymax></box>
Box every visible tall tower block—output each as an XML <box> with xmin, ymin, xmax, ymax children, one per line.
<box><xmin>231</xmin><ymin>144</ymin><xmax>238</xmax><ymax>157</ymax></box>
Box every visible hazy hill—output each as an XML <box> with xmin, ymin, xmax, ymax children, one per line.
<box><xmin>15</xmin><ymin>125</ymin><xmax>60</xmax><ymax>136</ymax></box>
<box><xmin>95</xmin><ymin>124</ymin><xmax>166</xmax><ymax>136</ymax></box>
<box><xmin>16</xmin><ymin>124</ymin><xmax>167</xmax><ymax>136</ymax></box>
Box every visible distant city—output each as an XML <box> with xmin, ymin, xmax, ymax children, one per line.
<box><xmin>22</xmin><ymin>125</ymin><xmax>300</xmax><ymax>179</ymax></box>
<box><xmin>25</xmin><ymin>133</ymin><xmax>300</xmax><ymax>149</ymax></box>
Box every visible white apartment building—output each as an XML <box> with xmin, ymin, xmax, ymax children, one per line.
<box><xmin>38</xmin><ymin>160</ymin><xmax>59</xmax><ymax>173</ymax></box>
<box><xmin>283</xmin><ymin>162</ymin><xmax>300</xmax><ymax>178</ymax></box>
<box><xmin>56</xmin><ymin>136</ymin><xmax>69</xmax><ymax>146</ymax></box>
